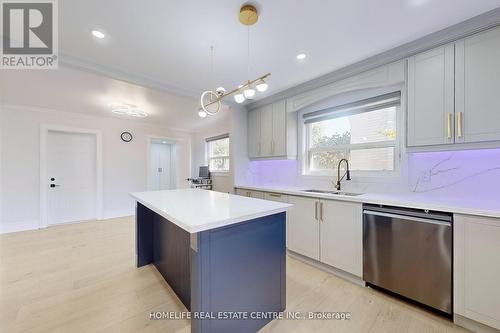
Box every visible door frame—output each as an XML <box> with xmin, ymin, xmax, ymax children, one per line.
<box><xmin>146</xmin><ymin>136</ymin><xmax>178</xmax><ymax>191</ymax></box>
<box><xmin>39</xmin><ymin>125</ymin><xmax>103</xmax><ymax>228</ymax></box>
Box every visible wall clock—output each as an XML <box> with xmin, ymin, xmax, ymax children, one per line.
<box><xmin>121</xmin><ymin>131</ymin><xmax>133</xmax><ymax>142</ymax></box>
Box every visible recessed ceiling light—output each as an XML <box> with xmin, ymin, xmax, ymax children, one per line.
<box><xmin>296</xmin><ymin>53</ymin><xmax>307</xmax><ymax>60</ymax></box>
<box><xmin>109</xmin><ymin>103</ymin><xmax>147</xmax><ymax>118</ymax></box>
<box><xmin>91</xmin><ymin>30</ymin><xmax>105</xmax><ymax>39</ymax></box>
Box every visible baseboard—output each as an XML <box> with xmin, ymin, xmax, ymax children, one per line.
<box><xmin>287</xmin><ymin>249</ymin><xmax>365</xmax><ymax>287</ymax></box>
<box><xmin>0</xmin><ymin>212</ymin><xmax>133</xmax><ymax>235</ymax></box>
<box><xmin>0</xmin><ymin>220</ymin><xmax>40</xmax><ymax>234</ymax></box>
<box><xmin>454</xmin><ymin>314</ymin><xmax>500</xmax><ymax>333</ymax></box>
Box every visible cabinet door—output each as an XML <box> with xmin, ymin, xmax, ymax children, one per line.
<box><xmin>407</xmin><ymin>45</ymin><xmax>455</xmax><ymax>147</ymax></box>
<box><xmin>287</xmin><ymin>196</ymin><xmax>320</xmax><ymax>260</ymax></box>
<box><xmin>248</xmin><ymin>109</ymin><xmax>261</xmax><ymax>158</ymax></box>
<box><xmin>319</xmin><ymin>200</ymin><xmax>362</xmax><ymax>277</ymax></box>
<box><xmin>272</xmin><ymin>100</ymin><xmax>287</xmax><ymax>156</ymax></box>
<box><xmin>454</xmin><ymin>214</ymin><xmax>500</xmax><ymax>329</ymax></box>
<box><xmin>260</xmin><ymin>105</ymin><xmax>273</xmax><ymax>157</ymax></box>
<box><xmin>456</xmin><ymin>27</ymin><xmax>500</xmax><ymax>143</ymax></box>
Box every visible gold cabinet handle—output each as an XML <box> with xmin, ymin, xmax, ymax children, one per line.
<box><xmin>457</xmin><ymin>112</ymin><xmax>463</xmax><ymax>138</ymax></box>
<box><xmin>320</xmin><ymin>202</ymin><xmax>324</xmax><ymax>222</ymax></box>
<box><xmin>314</xmin><ymin>201</ymin><xmax>318</xmax><ymax>220</ymax></box>
<box><xmin>269</xmin><ymin>193</ymin><xmax>281</xmax><ymax>198</ymax></box>
<box><xmin>447</xmin><ymin>113</ymin><xmax>452</xmax><ymax>139</ymax></box>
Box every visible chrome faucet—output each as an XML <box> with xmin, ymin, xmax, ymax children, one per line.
<box><xmin>334</xmin><ymin>158</ymin><xmax>351</xmax><ymax>191</ymax></box>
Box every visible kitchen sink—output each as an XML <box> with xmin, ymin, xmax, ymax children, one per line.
<box><xmin>303</xmin><ymin>189</ymin><xmax>363</xmax><ymax>197</ymax></box>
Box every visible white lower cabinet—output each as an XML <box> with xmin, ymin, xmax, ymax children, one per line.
<box><xmin>287</xmin><ymin>196</ymin><xmax>320</xmax><ymax>260</ymax></box>
<box><xmin>320</xmin><ymin>200</ymin><xmax>362</xmax><ymax>277</ymax></box>
<box><xmin>287</xmin><ymin>195</ymin><xmax>362</xmax><ymax>277</ymax></box>
<box><xmin>454</xmin><ymin>214</ymin><xmax>500</xmax><ymax>330</ymax></box>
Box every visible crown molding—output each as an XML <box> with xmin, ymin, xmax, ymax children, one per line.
<box><xmin>58</xmin><ymin>53</ymin><xmax>200</xmax><ymax>99</ymax></box>
<box><xmin>247</xmin><ymin>7</ymin><xmax>500</xmax><ymax>110</ymax></box>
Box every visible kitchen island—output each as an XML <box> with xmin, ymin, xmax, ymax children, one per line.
<box><xmin>130</xmin><ymin>189</ymin><xmax>291</xmax><ymax>333</ymax></box>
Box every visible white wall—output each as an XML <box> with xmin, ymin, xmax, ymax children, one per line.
<box><xmin>190</xmin><ymin>114</ymin><xmax>233</xmax><ymax>193</ymax></box>
<box><xmin>0</xmin><ymin>106</ymin><xmax>192</xmax><ymax>234</ymax></box>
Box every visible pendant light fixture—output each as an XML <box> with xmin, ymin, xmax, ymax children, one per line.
<box><xmin>198</xmin><ymin>4</ymin><xmax>270</xmax><ymax>116</ymax></box>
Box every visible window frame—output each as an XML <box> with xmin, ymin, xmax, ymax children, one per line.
<box><xmin>302</xmin><ymin>95</ymin><xmax>402</xmax><ymax>178</ymax></box>
<box><xmin>205</xmin><ymin>134</ymin><xmax>230</xmax><ymax>174</ymax></box>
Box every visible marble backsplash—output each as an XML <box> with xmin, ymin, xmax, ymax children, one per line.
<box><xmin>244</xmin><ymin>148</ymin><xmax>500</xmax><ymax>202</ymax></box>
<box><xmin>407</xmin><ymin>149</ymin><xmax>500</xmax><ymax>199</ymax></box>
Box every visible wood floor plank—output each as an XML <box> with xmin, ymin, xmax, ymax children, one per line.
<box><xmin>0</xmin><ymin>217</ymin><xmax>470</xmax><ymax>333</ymax></box>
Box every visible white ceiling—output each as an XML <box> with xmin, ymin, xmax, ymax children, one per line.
<box><xmin>57</xmin><ymin>0</ymin><xmax>500</xmax><ymax>98</ymax></box>
<box><xmin>0</xmin><ymin>66</ymin><xmax>228</xmax><ymax>131</ymax></box>
<box><xmin>1</xmin><ymin>0</ymin><xmax>499</xmax><ymax>131</ymax></box>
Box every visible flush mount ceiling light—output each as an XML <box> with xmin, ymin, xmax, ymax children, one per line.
<box><xmin>296</xmin><ymin>53</ymin><xmax>307</xmax><ymax>60</ymax></box>
<box><xmin>198</xmin><ymin>4</ymin><xmax>270</xmax><ymax>117</ymax></box>
<box><xmin>91</xmin><ymin>29</ymin><xmax>105</xmax><ymax>39</ymax></box>
<box><xmin>110</xmin><ymin>103</ymin><xmax>148</xmax><ymax>118</ymax></box>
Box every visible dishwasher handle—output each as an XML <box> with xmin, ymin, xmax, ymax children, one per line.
<box><xmin>363</xmin><ymin>210</ymin><xmax>451</xmax><ymax>227</ymax></box>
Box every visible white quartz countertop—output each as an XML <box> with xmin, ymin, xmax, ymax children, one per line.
<box><xmin>130</xmin><ymin>189</ymin><xmax>292</xmax><ymax>233</ymax></box>
<box><xmin>235</xmin><ymin>184</ymin><xmax>500</xmax><ymax>219</ymax></box>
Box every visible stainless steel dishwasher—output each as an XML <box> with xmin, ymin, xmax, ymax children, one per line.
<box><xmin>363</xmin><ymin>204</ymin><xmax>452</xmax><ymax>314</ymax></box>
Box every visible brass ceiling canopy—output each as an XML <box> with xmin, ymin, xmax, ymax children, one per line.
<box><xmin>239</xmin><ymin>4</ymin><xmax>258</xmax><ymax>26</ymax></box>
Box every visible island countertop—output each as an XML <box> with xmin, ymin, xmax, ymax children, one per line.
<box><xmin>130</xmin><ymin>188</ymin><xmax>292</xmax><ymax>233</ymax></box>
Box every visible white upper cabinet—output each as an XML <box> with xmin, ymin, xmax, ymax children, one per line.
<box><xmin>272</xmin><ymin>100</ymin><xmax>287</xmax><ymax>156</ymax></box>
<box><xmin>408</xmin><ymin>26</ymin><xmax>500</xmax><ymax>149</ymax></box>
<box><xmin>260</xmin><ymin>104</ymin><xmax>273</xmax><ymax>157</ymax></box>
<box><xmin>247</xmin><ymin>109</ymin><xmax>261</xmax><ymax>158</ymax></box>
<box><xmin>247</xmin><ymin>100</ymin><xmax>296</xmax><ymax>159</ymax></box>
<box><xmin>455</xmin><ymin>26</ymin><xmax>500</xmax><ymax>144</ymax></box>
<box><xmin>407</xmin><ymin>45</ymin><xmax>455</xmax><ymax>147</ymax></box>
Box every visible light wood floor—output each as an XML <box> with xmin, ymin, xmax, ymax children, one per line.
<box><xmin>0</xmin><ymin>217</ymin><xmax>469</xmax><ymax>333</ymax></box>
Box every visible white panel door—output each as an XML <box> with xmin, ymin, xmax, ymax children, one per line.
<box><xmin>260</xmin><ymin>104</ymin><xmax>273</xmax><ymax>157</ymax></box>
<box><xmin>247</xmin><ymin>109</ymin><xmax>261</xmax><ymax>158</ymax></box>
<box><xmin>407</xmin><ymin>45</ymin><xmax>455</xmax><ymax>146</ymax></box>
<box><xmin>272</xmin><ymin>100</ymin><xmax>287</xmax><ymax>156</ymax></box>
<box><xmin>319</xmin><ymin>200</ymin><xmax>362</xmax><ymax>277</ymax></box>
<box><xmin>150</xmin><ymin>143</ymin><xmax>173</xmax><ymax>191</ymax></box>
<box><xmin>47</xmin><ymin>131</ymin><xmax>96</xmax><ymax>225</ymax></box>
<box><xmin>287</xmin><ymin>196</ymin><xmax>319</xmax><ymax>260</ymax></box>
<box><xmin>454</xmin><ymin>214</ymin><xmax>500</xmax><ymax>329</ymax></box>
<box><xmin>456</xmin><ymin>27</ymin><xmax>500</xmax><ymax>143</ymax></box>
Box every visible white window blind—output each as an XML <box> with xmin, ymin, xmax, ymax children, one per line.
<box><xmin>303</xmin><ymin>92</ymin><xmax>400</xmax><ymax>173</ymax></box>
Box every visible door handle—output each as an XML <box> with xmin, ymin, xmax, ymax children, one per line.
<box><xmin>319</xmin><ymin>202</ymin><xmax>324</xmax><ymax>222</ymax></box>
<box><xmin>457</xmin><ymin>112</ymin><xmax>463</xmax><ymax>138</ymax></box>
<box><xmin>446</xmin><ymin>113</ymin><xmax>452</xmax><ymax>139</ymax></box>
<box><xmin>50</xmin><ymin>184</ymin><xmax>61</xmax><ymax>188</ymax></box>
<box><xmin>314</xmin><ymin>201</ymin><xmax>318</xmax><ymax>220</ymax></box>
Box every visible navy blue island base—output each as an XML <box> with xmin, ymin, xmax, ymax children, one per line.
<box><xmin>135</xmin><ymin>203</ymin><xmax>287</xmax><ymax>333</ymax></box>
